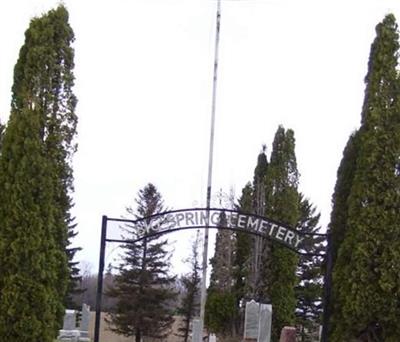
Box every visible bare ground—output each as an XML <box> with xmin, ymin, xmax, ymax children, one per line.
<box><xmin>88</xmin><ymin>313</ymin><xmax>183</xmax><ymax>342</ymax></box>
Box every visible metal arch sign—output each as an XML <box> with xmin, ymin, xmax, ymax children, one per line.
<box><xmin>105</xmin><ymin>208</ymin><xmax>306</xmax><ymax>252</ymax></box>
<box><xmin>95</xmin><ymin>208</ymin><xmax>327</xmax><ymax>342</ymax></box>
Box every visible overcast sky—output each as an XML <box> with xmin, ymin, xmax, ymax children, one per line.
<box><xmin>1</xmin><ymin>0</ymin><xmax>400</xmax><ymax>274</ymax></box>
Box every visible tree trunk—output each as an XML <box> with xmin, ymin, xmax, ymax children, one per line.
<box><xmin>135</xmin><ymin>328</ymin><xmax>141</xmax><ymax>342</ymax></box>
<box><xmin>183</xmin><ymin>318</ymin><xmax>189</xmax><ymax>342</ymax></box>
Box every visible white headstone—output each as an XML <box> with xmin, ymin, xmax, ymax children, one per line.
<box><xmin>257</xmin><ymin>304</ymin><xmax>272</xmax><ymax>342</ymax></box>
<box><xmin>58</xmin><ymin>309</ymin><xmax>87</xmax><ymax>342</ymax></box>
<box><xmin>209</xmin><ymin>333</ymin><xmax>217</xmax><ymax>342</ymax></box>
<box><xmin>58</xmin><ymin>329</ymin><xmax>80</xmax><ymax>341</ymax></box>
<box><xmin>63</xmin><ymin>310</ymin><xmax>76</xmax><ymax>330</ymax></box>
<box><xmin>79</xmin><ymin>303</ymin><xmax>91</xmax><ymax>339</ymax></box>
<box><xmin>244</xmin><ymin>300</ymin><xmax>259</xmax><ymax>339</ymax></box>
<box><xmin>192</xmin><ymin>318</ymin><xmax>201</xmax><ymax>342</ymax></box>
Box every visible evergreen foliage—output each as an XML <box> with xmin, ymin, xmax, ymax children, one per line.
<box><xmin>205</xmin><ymin>290</ymin><xmax>237</xmax><ymax>337</ymax></box>
<box><xmin>295</xmin><ymin>195</ymin><xmax>325</xmax><ymax>341</ymax></box>
<box><xmin>262</xmin><ymin>126</ymin><xmax>300</xmax><ymax>341</ymax></box>
<box><xmin>251</xmin><ymin>147</ymin><xmax>269</xmax><ymax>299</ymax></box>
<box><xmin>324</xmin><ymin>131</ymin><xmax>359</xmax><ymax>337</ymax></box>
<box><xmin>253</xmin><ymin>145</ymin><xmax>268</xmax><ymax>214</ymax></box>
<box><xmin>328</xmin><ymin>132</ymin><xmax>360</xmax><ymax>267</ymax></box>
<box><xmin>209</xmin><ymin>211</ymin><xmax>233</xmax><ymax>292</ymax></box>
<box><xmin>65</xmin><ymin>221</ymin><xmax>83</xmax><ymax>309</ymax></box>
<box><xmin>0</xmin><ymin>121</ymin><xmax>4</xmax><ymax>151</ymax></box>
<box><xmin>231</xmin><ymin>183</ymin><xmax>253</xmax><ymax>334</ymax></box>
<box><xmin>0</xmin><ymin>107</ymin><xmax>60</xmax><ymax>341</ymax></box>
<box><xmin>106</xmin><ymin>183</ymin><xmax>177</xmax><ymax>342</ymax></box>
<box><xmin>205</xmin><ymin>129</ymin><xmax>321</xmax><ymax>340</ymax></box>
<box><xmin>206</xmin><ymin>211</ymin><xmax>236</xmax><ymax>337</ymax></box>
<box><xmin>9</xmin><ymin>3</ymin><xmax>78</xmax><ymax>312</ymax></box>
<box><xmin>0</xmin><ymin>5</ymin><xmax>77</xmax><ymax>340</ymax></box>
<box><xmin>232</xmin><ymin>183</ymin><xmax>253</xmax><ymax>303</ymax></box>
<box><xmin>177</xmin><ymin>230</ymin><xmax>202</xmax><ymax>342</ymax></box>
<box><xmin>232</xmin><ymin>148</ymin><xmax>269</xmax><ymax>310</ymax></box>
<box><xmin>330</xmin><ymin>14</ymin><xmax>400</xmax><ymax>341</ymax></box>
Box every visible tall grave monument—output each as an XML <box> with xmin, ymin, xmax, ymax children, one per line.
<box><xmin>244</xmin><ymin>300</ymin><xmax>272</xmax><ymax>342</ymax></box>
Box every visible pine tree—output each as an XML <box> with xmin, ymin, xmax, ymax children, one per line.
<box><xmin>106</xmin><ymin>183</ymin><xmax>177</xmax><ymax>342</ymax></box>
<box><xmin>262</xmin><ymin>126</ymin><xmax>300</xmax><ymax>341</ymax></box>
<box><xmin>65</xmin><ymin>222</ymin><xmax>83</xmax><ymax>309</ymax></box>
<box><xmin>177</xmin><ymin>230</ymin><xmax>202</xmax><ymax>342</ymax></box>
<box><xmin>295</xmin><ymin>195</ymin><xmax>325</xmax><ymax>341</ymax></box>
<box><xmin>7</xmin><ymin>4</ymin><xmax>79</xmax><ymax>316</ymax></box>
<box><xmin>330</xmin><ymin>14</ymin><xmax>400</xmax><ymax>341</ymax></box>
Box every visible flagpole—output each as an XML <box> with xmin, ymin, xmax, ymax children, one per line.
<box><xmin>198</xmin><ymin>0</ymin><xmax>222</xmax><ymax>339</ymax></box>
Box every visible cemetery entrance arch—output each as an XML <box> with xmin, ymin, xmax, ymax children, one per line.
<box><xmin>94</xmin><ymin>208</ymin><xmax>328</xmax><ymax>342</ymax></box>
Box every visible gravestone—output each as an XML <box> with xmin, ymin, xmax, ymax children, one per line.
<box><xmin>279</xmin><ymin>326</ymin><xmax>296</xmax><ymax>342</ymax></box>
<box><xmin>244</xmin><ymin>300</ymin><xmax>259</xmax><ymax>340</ymax></box>
<box><xmin>209</xmin><ymin>333</ymin><xmax>217</xmax><ymax>342</ymax></box>
<box><xmin>257</xmin><ymin>304</ymin><xmax>272</xmax><ymax>342</ymax></box>
<box><xmin>64</xmin><ymin>310</ymin><xmax>76</xmax><ymax>330</ymax></box>
<box><xmin>58</xmin><ymin>310</ymin><xmax>80</xmax><ymax>341</ymax></box>
<box><xmin>192</xmin><ymin>318</ymin><xmax>201</xmax><ymax>342</ymax></box>
<box><xmin>58</xmin><ymin>306</ymin><xmax>92</xmax><ymax>342</ymax></box>
<box><xmin>79</xmin><ymin>304</ymin><xmax>91</xmax><ymax>341</ymax></box>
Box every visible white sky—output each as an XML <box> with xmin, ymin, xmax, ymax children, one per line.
<box><xmin>1</xmin><ymin>0</ymin><xmax>400</xmax><ymax>275</ymax></box>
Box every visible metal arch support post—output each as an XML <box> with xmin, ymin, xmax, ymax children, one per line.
<box><xmin>198</xmin><ymin>0</ymin><xmax>222</xmax><ymax>341</ymax></box>
<box><xmin>94</xmin><ymin>215</ymin><xmax>108</xmax><ymax>342</ymax></box>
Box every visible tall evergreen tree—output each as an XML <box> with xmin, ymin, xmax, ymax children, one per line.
<box><xmin>328</xmin><ymin>132</ymin><xmax>360</xmax><ymax>267</ymax></box>
<box><xmin>0</xmin><ymin>5</ymin><xmax>77</xmax><ymax>340</ymax></box>
<box><xmin>251</xmin><ymin>147</ymin><xmax>269</xmax><ymax>299</ymax></box>
<box><xmin>7</xmin><ymin>4</ymin><xmax>79</xmax><ymax>315</ymax></box>
<box><xmin>324</xmin><ymin>131</ymin><xmax>359</xmax><ymax>338</ymax></box>
<box><xmin>177</xmin><ymin>230</ymin><xmax>202</xmax><ymax>342</ymax></box>
<box><xmin>330</xmin><ymin>14</ymin><xmax>400</xmax><ymax>341</ymax></box>
<box><xmin>106</xmin><ymin>183</ymin><xmax>177</xmax><ymax>342</ymax></box>
<box><xmin>0</xmin><ymin>107</ymin><xmax>59</xmax><ymax>341</ymax></box>
<box><xmin>262</xmin><ymin>126</ymin><xmax>300</xmax><ymax>341</ymax></box>
<box><xmin>295</xmin><ymin>195</ymin><xmax>325</xmax><ymax>341</ymax></box>
<box><xmin>232</xmin><ymin>146</ymin><xmax>269</xmax><ymax>306</ymax></box>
